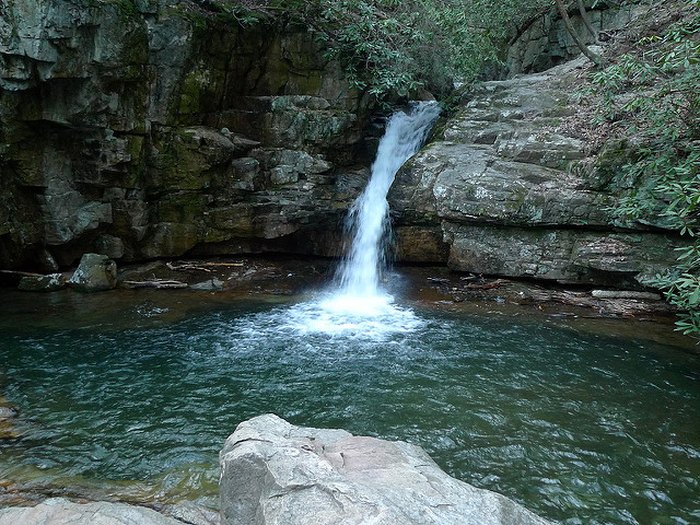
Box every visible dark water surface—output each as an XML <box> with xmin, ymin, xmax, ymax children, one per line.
<box><xmin>0</xmin><ymin>289</ymin><xmax>698</xmax><ymax>525</ymax></box>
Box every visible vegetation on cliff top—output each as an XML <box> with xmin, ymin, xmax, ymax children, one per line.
<box><xmin>588</xmin><ymin>5</ymin><xmax>700</xmax><ymax>337</ymax></box>
<box><xmin>196</xmin><ymin>0</ymin><xmax>551</xmax><ymax>98</ymax></box>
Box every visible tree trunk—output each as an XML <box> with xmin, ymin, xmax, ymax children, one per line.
<box><xmin>554</xmin><ymin>0</ymin><xmax>605</xmax><ymax>67</ymax></box>
<box><xmin>577</xmin><ymin>0</ymin><xmax>599</xmax><ymax>40</ymax></box>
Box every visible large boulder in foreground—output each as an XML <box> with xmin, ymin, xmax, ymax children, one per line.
<box><xmin>0</xmin><ymin>498</ymin><xmax>183</xmax><ymax>525</ymax></box>
<box><xmin>220</xmin><ymin>414</ymin><xmax>552</xmax><ymax>525</ymax></box>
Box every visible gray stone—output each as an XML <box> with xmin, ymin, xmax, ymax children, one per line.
<box><xmin>220</xmin><ymin>414</ymin><xmax>553</xmax><ymax>525</ymax></box>
<box><xmin>190</xmin><ymin>278</ymin><xmax>224</xmax><ymax>291</ymax></box>
<box><xmin>18</xmin><ymin>273</ymin><xmax>67</xmax><ymax>292</ymax></box>
<box><xmin>96</xmin><ymin>234</ymin><xmax>126</xmax><ymax>259</ymax></box>
<box><xmin>506</xmin><ymin>2</ymin><xmax>645</xmax><ymax>75</ymax></box>
<box><xmin>443</xmin><ymin>224</ymin><xmax>680</xmax><ymax>287</ymax></box>
<box><xmin>0</xmin><ymin>498</ymin><xmax>182</xmax><ymax>525</ymax></box>
<box><xmin>0</xmin><ymin>406</ymin><xmax>17</xmax><ymax>419</ymax></box>
<box><xmin>68</xmin><ymin>253</ymin><xmax>117</xmax><ymax>292</ymax></box>
<box><xmin>182</xmin><ymin>127</ymin><xmax>238</xmax><ymax>166</ymax></box>
<box><xmin>0</xmin><ymin>399</ymin><xmax>20</xmax><ymax>439</ymax></box>
<box><xmin>140</xmin><ymin>222</ymin><xmax>200</xmax><ymax>259</ymax></box>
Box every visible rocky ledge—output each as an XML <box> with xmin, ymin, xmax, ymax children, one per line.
<box><xmin>220</xmin><ymin>414</ymin><xmax>553</xmax><ymax>525</ymax></box>
<box><xmin>389</xmin><ymin>52</ymin><xmax>686</xmax><ymax>290</ymax></box>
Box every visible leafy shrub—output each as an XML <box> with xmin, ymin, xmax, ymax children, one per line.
<box><xmin>198</xmin><ymin>0</ymin><xmax>551</xmax><ymax>100</ymax></box>
<box><xmin>590</xmin><ymin>9</ymin><xmax>700</xmax><ymax>338</ymax></box>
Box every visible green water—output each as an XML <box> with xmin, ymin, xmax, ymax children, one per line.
<box><xmin>0</xmin><ymin>290</ymin><xmax>698</xmax><ymax>525</ymax></box>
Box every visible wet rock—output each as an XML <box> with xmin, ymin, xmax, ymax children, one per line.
<box><xmin>190</xmin><ymin>278</ymin><xmax>224</xmax><ymax>291</ymax></box>
<box><xmin>17</xmin><ymin>273</ymin><xmax>67</xmax><ymax>292</ymax></box>
<box><xmin>68</xmin><ymin>253</ymin><xmax>117</xmax><ymax>292</ymax></box>
<box><xmin>0</xmin><ymin>397</ymin><xmax>20</xmax><ymax>440</ymax></box>
<box><xmin>220</xmin><ymin>414</ymin><xmax>553</xmax><ymax>525</ymax></box>
<box><xmin>0</xmin><ymin>407</ymin><xmax>17</xmax><ymax>419</ymax></box>
<box><xmin>0</xmin><ymin>497</ymin><xmax>183</xmax><ymax>525</ymax></box>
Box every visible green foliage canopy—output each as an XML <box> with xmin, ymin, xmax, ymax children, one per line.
<box><xmin>204</xmin><ymin>0</ymin><xmax>551</xmax><ymax>99</ymax></box>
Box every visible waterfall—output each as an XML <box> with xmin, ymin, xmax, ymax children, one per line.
<box><xmin>335</xmin><ymin>101</ymin><xmax>440</xmax><ymax>300</ymax></box>
<box><xmin>283</xmin><ymin>101</ymin><xmax>439</xmax><ymax>337</ymax></box>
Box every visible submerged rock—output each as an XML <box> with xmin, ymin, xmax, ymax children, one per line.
<box><xmin>190</xmin><ymin>278</ymin><xmax>225</xmax><ymax>291</ymax></box>
<box><xmin>0</xmin><ymin>396</ymin><xmax>19</xmax><ymax>440</ymax></box>
<box><xmin>220</xmin><ymin>414</ymin><xmax>553</xmax><ymax>525</ymax></box>
<box><xmin>68</xmin><ymin>253</ymin><xmax>117</xmax><ymax>292</ymax></box>
<box><xmin>0</xmin><ymin>498</ymin><xmax>183</xmax><ymax>525</ymax></box>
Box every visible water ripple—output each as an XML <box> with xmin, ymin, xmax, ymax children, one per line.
<box><xmin>0</xmin><ymin>304</ymin><xmax>698</xmax><ymax>525</ymax></box>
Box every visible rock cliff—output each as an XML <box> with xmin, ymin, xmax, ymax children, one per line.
<box><xmin>389</xmin><ymin>52</ymin><xmax>685</xmax><ymax>289</ymax></box>
<box><xmin>0</xmin><ymin>0</ymin><xmax>373</xmax><ymax>271</ymax></box>
<box><xmin>0</xmin><ymin>0</ymin><xmax>685</xmax><ymax>292</ymax></box>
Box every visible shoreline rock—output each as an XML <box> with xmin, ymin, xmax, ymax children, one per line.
<box><xmin>220</xmin><ymin>414</ymin><xmax>553</xmax><ymax>525</ymax></box>
<box><xmin>0</xmin><ymin>498</ymin><xmax>184</xmax><ymax>525</ymax></box>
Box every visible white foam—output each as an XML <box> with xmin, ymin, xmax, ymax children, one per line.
<box><xmin>279</xmin><ymin>294</ymin><xmax>424</xmax><ymax>340</ymax></box>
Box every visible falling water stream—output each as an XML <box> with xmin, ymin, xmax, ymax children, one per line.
<box><xmin>0</xmin><ymin>103</ymin><xmax>699</xmax><ymax>525</ymax></box>
<box><xmin>336</xmin><ymin>101</ymin><xmax>441</xmax><ymax>299</ymax></box>
<box><xmin>307</xmin><ymin>101</ymin><xmax>440</xmax><ymax>332</ymax></box>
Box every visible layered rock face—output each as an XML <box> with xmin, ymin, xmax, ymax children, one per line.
<box><xmin>389</xmin><ymin>56</ymin><xmax>684</xmax><ymax>288</ymax></box>
<box><xmin>0</xmin><ymin>0</ymin><xmax>372</xmax><ymax>270</ymax></box>
<box><xmin>507</xmin><ymin>1</ymin><xmax>642</xmax><ymax>75</ymax></box>
<box><xmin>220</xmin><ymin>414</ymin><xmax>553</xmax><ymax>525</ymax></box>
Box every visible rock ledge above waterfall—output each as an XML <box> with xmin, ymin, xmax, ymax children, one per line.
<box><xmin>219</xmin><ymin>414</ymin><xmax>553</xmax><ymax>525</ymax></box>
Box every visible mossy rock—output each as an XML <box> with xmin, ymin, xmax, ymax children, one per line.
<box><xmin>152</xmin><ymin>192</ymin><xmax>207</xmax><ymax>223</ymax></box>
<box><xmin>140</xmin><ymin>222</ymin><xmax>201</xmax><ymax>258</ymax></box>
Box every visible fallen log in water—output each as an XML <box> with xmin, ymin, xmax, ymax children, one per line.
<box><xmin>0</xmin><ymin>270</ymin><xmax>44</xmax><ymax>278</ymax></box>
<box><xmin>166</xmin><ymin>261</ymin><xmax>245</xmax><ymax>273</ymax></box>
<box><xmin>121</xmin><ymin>280</ymin><xmax>188</xmax><ymax>289</ymax></box>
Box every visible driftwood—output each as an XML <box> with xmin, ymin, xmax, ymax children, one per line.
<box><xmin>522</xmin><ymin>289</ymin><xmax>672</xmax><ymax>316</ymax></box>
<box><xmin>426</xmin><ymin>277</ymin><xmax>451</xmax><ymax>284</ymax></box>
<box><xmin>591</xmin><ymin>290</ymin><xmax>661</xmax><ymax>300</ymax></box>
<box><xmin>430</xmin><ymin>277</ymin><xmax>510</xmax><ymax>290</ymax></box>
<box><xmin>166</xmin><ymin>261</ymin><xmax>245</xmax><ymax>273</ymax></box>
<box><xmin>121</xmin><ymin>280</ymin><xmax>188</xmax><ymax>289</ymax></box>
<box><xmin>0</xmin><ymin>270</ymin><xmax>44</xmax><ymax>278</ymax></box>
<box><xmin>462</xmin><ymin>279</ymin><xmax>510</xmax><ymax>290</ymax></box>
